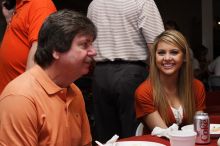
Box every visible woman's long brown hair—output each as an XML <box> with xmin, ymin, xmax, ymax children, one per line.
<box><xmin>149</xmin><ymin>30</ymin><xmax>196</xmax><ymax>125</ymax></box>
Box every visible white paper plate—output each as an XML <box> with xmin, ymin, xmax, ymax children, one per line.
<box><xmin>181</xmin><ymin>124</ymin><xmax>220</xmax><ymax>137</ymax></box>
<box><xmin>115</xmin><ymin>141</ymin><xmax>165</xmax><ymax>146</ymax></box>
<box><xmin>181</xmin><ymin>125</ymin><xmax>194</xmax><ymax>131</ymax></box>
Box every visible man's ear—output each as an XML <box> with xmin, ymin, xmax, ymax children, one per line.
<box><xmin>52</xmin><ymin>51</ymin><xmax>60</xmax><ymax>60</ymax></box>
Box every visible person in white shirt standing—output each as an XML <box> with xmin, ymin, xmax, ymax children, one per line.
<box><xmin>87</xmin><ymin>0</ymin><xmax>164</xmax><ymax>142</ymax></box>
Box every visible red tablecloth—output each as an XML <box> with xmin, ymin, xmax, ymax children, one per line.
<box><xmin>119</xmin><ymin>135</ymin><xmax>218</xmax><ymax>146</ymax></box>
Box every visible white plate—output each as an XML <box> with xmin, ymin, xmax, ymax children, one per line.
<box><xmin>181</xmin><ymin>124</ymin><xmax>220</xmax><ymax>137</ymax></box>
<box><xmin>115</xmin><ymin>141</ymin><xmax>165</xmax><ymax>146</ymax></box>
<box><xmin>181</xmin><ymin>125</ymin><xmax>194</xmax><ymax>131</ymax></box>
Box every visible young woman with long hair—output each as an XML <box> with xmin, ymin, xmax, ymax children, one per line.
<box><xmin>135</xmin><ymin>30</ymin><xmax>206</xmax><ymax>131</ymax></box>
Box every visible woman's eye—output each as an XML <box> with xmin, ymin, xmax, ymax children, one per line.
<box><xmin>170</xmin><ymin>50</ymin><xmax>179</xmax><ymax>55</ymax></box>
<box><xmin>157</xmin><ymin>51</ymin><xmax>165</xmax><ymax>55</ymax></box>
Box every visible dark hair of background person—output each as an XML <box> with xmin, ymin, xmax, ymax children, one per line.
<box><xmin>34</xmin><ymin>9</ymin><xmax>97</xmax><ymax>68</ymax></box>
<box><xmin>194</xmin><ymin>45</ymin><xmax>208</xmax><ymax>60</ymax></box>
<box><xmin>165</xmin><ymin>20</ymin><xmax>180</xmax><ymax>31</ymax></box>
<box><xmin>2</xmin><ymin>0</ymin><xmax>15</xmax><ymax>10</ymax></box>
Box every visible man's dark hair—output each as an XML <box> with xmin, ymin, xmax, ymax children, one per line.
<box><xmin>34</xmin><ymin>9</ymin><xmax>97</xmax><ymax>68</ymax></box>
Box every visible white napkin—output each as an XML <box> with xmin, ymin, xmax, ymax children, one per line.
<box><xmin>151</xmin><ymin>123</ymin><xmax>179</xmax><ymax>139</ymax></box>
<box><xmin>217</xmin><ymin>137</ymin><xmax>220</xmax><ymax>146</ymax></box>
<box><xmin>106</xmin><ymin>134</ymin><xmax>119</xmax><ymax>144</ymax></box>
<box><xmin>95</xmin><ymin>135</ymin><xmax>119</xmax><ymax>146</ymax></box>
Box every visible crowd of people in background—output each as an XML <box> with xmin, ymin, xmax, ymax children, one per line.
<box><xmin>0</xmin><ymin>0</ymin><xmax>219</xmax><ymax>145</ymax></box>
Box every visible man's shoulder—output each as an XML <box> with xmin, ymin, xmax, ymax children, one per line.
<box><xmin>1</xmin><ymin>71</ymin><xmax>39</xmax><ymax>98</ymax></box>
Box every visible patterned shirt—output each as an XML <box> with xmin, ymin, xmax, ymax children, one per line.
<box><xmin>87</xmin><ymin>0</ymin><xmax>164</xmax><ymax>62</ymax></box>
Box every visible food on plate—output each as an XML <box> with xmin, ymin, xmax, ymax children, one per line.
<box><xmin>211</xmin><ymin>126</ymin><xmax>220</xmax><ymax>132</ymax></box>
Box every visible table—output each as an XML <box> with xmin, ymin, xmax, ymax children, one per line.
<box><xmin>119</xmin><ymin>135</ymin><xmax>218</xmax><ymax>146</ymax></box>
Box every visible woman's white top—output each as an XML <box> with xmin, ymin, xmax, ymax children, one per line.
<box><xmin>171</xmin><ymin>106</ymin><xmax>183</xmax><ymax>125</ymax></box>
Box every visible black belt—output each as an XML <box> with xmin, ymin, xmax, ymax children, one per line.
<box><xmin>96</xmin><ymin>59</ymin><xmax>147</xmax><ymax>67</ymax></box>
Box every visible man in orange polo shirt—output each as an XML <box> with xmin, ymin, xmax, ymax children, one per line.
<box><xmin>0</xmin><ymin>10</ymin><xmax>97</xmax><ymax>145</ymax></box>
<box><xmin>0</xmin><ymin>0</ymin><xmax>57</xmax><ymax>93</ymax></box>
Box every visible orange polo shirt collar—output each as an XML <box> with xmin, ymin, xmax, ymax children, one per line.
<box><xmin>30</xmin><ymin>65</ymin><xmax>63</xmax><ymax>95</ymax></box>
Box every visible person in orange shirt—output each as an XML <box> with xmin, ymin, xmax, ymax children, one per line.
<box><xmin>0</xmin><ymin>0</ymin><xmax>57</xmax><ymax>93</ymax></box>
<box><xmin>0</xmin><ymin>10</ymin><xmax>97</xmax><ymax>146</ymax></box>
<box><xmin>135</xmin><ymin>30</ymin><xmax>206</xmax><ymax>132</ymax></box>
